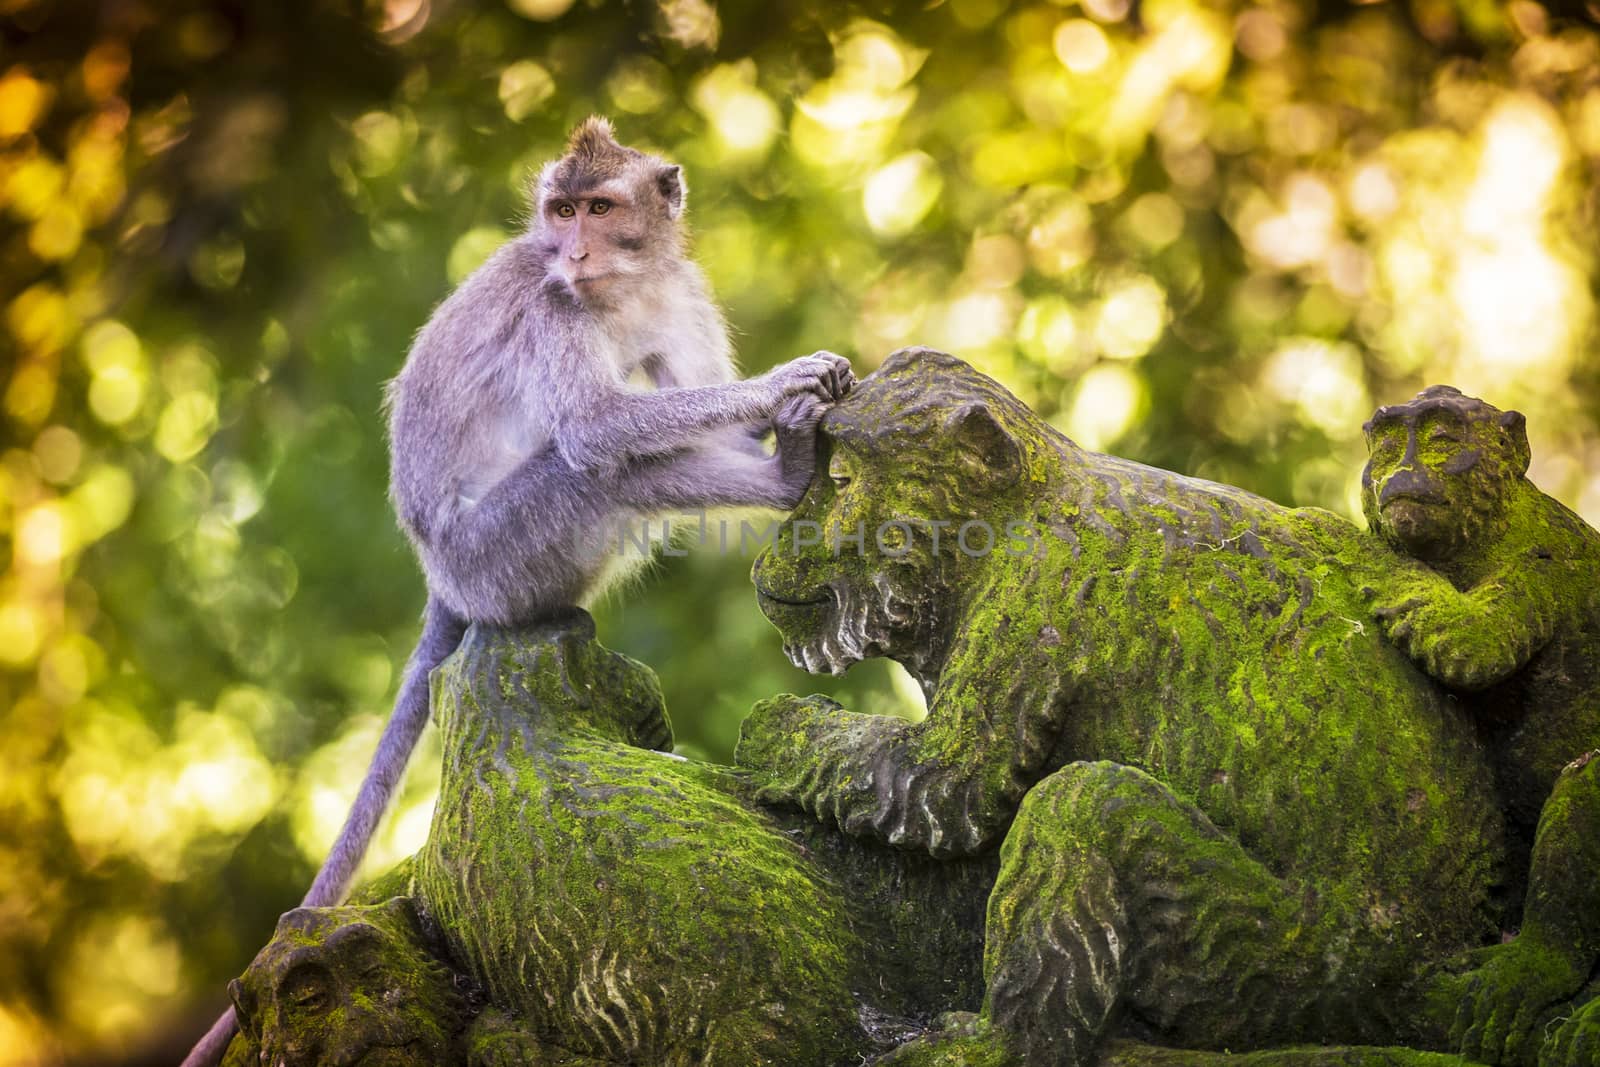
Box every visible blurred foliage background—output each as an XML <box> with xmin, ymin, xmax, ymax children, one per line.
<box><xmin>2</xmin><ymin>0</ymin><xmax>1599</xmax><ymax>1061</ymax></box>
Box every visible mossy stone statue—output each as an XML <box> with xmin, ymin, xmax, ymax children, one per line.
<box><xmin>222</xmin><ymin>350</ymin><xmax>1598</xmax><ymax>1067</ymax></box>
<box><xmin>225</xmin><ymin>608</ymin><xmax>995</xmax><ymax>1065</ymax></box>
<box><xmin>736</xmin><ymin>348</ymin><xmax>1599</xmax><ymax>1064</ymax></box>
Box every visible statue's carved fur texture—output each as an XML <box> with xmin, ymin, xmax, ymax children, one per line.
<box><xmin>1361</xmin><ymin>385</ymin><xmax>1600</xmax><ymax>1067</ymax></box>
<box><xmin>738</xmin><ymin>348</ymin><xmax>1519</xmax><ymax>1063</ymax></box>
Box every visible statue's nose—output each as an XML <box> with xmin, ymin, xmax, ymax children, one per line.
<box><xmin>1378</xmin><ymin>468</ymin><xmax>1442</xmax><ymax>507</ymax></box>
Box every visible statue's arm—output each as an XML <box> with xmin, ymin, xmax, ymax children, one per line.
<box><xmin>1367</xmin><ymin>555</ymin><xmax>1560</xmax><ymax>690</ymax></box>
<box><xmin>1432</xmin><ymin>752</ymin><xmax>1600</xmax><ymax>1067</ymax></box>
<box><xmin>467</xmin><ymin>1012</ymin><xmax>614</xmax><ymax>1066</ymax></box>
<box><xmin>736</xmin><ymin>620</ymin><xmax>1071</xmax><ymax>858</ymax></box>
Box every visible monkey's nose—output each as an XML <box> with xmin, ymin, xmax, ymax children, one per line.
<box><xmin>569</xmin><ymin>248</ymin><xmax>589</xmax><ymax>261</ymax></box>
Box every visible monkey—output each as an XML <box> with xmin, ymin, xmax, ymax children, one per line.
<box><xmin>181</xmin><ymin>116</ymin><xmax>853</xmax><ymax>1067</ymax></box>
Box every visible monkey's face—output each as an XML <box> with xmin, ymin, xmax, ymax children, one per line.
<box><xmin>540</xmin><ymin>187</ymin><xmax>653</xmax><ymax>297</ymax></box>
<box><xmin>534</xmin><ymin>131</ymin><xmax>687</xmax><ymax>306</ymax></box>
<box><xmin>228</xmin><ymin>900</ymin><xmax>466</xmax><ymax>1066</ymax></box>
<box><xmin>1361</xmin><ymin>398</ymin><xmax>1527</xmax><ymax>562</ymax></box>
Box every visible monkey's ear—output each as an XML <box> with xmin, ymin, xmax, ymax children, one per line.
<box><xmin>1497</xmin><ymin>410</ymin><xmax>1531</xmax><ymax>476</ymax></box>
<box><xmin>950</xmin><ymin>403</ymin><xmax>1021</xmax><ymax>488</ymax></box>
<box><xmin>656</xmin><ymin>164</ymin><xmax>685</xmax><ymax>219</ymax></box>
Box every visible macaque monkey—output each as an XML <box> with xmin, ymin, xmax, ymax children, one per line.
<box><xmin>182</xmin><ymin>117</ymin><xmax>852</xmax><ymax>1066</ymax></box>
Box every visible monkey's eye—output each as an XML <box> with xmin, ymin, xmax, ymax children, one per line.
<box><xmin>554</xmin><ymin>202</ymin><xmax>576</xmax><ymax>219</ymax></box>
<box><xmin>589</xmin><ymin>199</ymin><xmax>613</xmax><ymax>216</ymax></box>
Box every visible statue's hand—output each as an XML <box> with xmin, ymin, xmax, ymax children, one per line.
<box><xmin>735</xmin><ymin>693</ymin><xmax>841</xmax><ymax>802</ymax></box>
<box><xmin>1448</xmin><ymin>939</ymin><xmax>1587</xmax><ymax>1067</ymax></box>
<box><xmin>1541</xmin><ymin>993</ymin><xmax>1600</xmax><ymax>1067</ymax></box>
<box><xmin>1368</xmin><ymin>573</ymin><xmax>1516</xmax><ymax>690</ymax></box>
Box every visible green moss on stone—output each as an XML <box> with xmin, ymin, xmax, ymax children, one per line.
<box><xmin>738</xmin><ymin>349</ymin><xmax>1509</xmax><ymax>1060</ymax></box>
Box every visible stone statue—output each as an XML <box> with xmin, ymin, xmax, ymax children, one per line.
<box><xmin>224</xmin><ymin>608</ymin><xmax>996</xmax><ymax>1066</ymax></box>
<box><xmin>221</xmin><ymin>350</ymin><xmax>1598</xmax><ymax>1067</ymax></box>
<box><xmin>1359</xmin><ymin>385</ymin><xmax>1600</xmax><ymax>1066</ymax></box>
<box><xmin>734</xmin><ymin>349</ymin><xmax>1598</xmax><ymax>1063</ymax></box>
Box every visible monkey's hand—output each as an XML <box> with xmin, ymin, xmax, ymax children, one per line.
<box><xmin>773</xmin><ymin>393</ymin><xmax>829</xmax><ymax>508</ymax></box>
<box><xmin>736</xmin><ymin>693</ymin><xmax>873</xmax><ymax>811</ymax></box>
<box><xmin>753</xmin><ymin>351</ymin><xmax>854</xmax><ymax>411</ymax></box>
<box><xmin>1439</xmin><ymin>939</ymin><xmax>1589</xmax><ymax>1067</ymax></box>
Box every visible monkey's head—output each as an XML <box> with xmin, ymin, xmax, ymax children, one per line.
<box><xmin>531</xmin><ymin>116</ymin><xmax>687</xmax><ymax>304</ymax></box>
<box><xmin>227</xmin><ymin>898</ymin><xmax>470</xmax><ymax>1066</ymax></box>
<box><xmin>1361</xmin><ymin>385</ymin><xmax>1530</xmax><ymax>564</ymax></box>
<box><xmin>753</xmin><ymin>348</ymin><xmax>1038</xmax><ymax>682</ymax></box>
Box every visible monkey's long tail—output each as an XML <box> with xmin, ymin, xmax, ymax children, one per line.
<box><xmin>179</xmin><ymin>596</ymin><xmax>468</xmax><ymax>1067</ymax></box>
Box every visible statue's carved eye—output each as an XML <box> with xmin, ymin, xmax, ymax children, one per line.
<box><xmin>280</xmin><ymin>965</ymin><xmax>332</xmax><ymax>1014</ymax></box>
<box><xmin>288</xmin><ymin>985</ymin><xmax>328</xmax><ymax>1011</ymax></box>
<box><xmin>828</xmin><ymin>455</ymin><xmax>852</xmax><ymax>490</ymax></box>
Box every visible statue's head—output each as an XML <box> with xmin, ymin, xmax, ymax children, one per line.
<box><xmin>228</xmin><ymin>898</ymin><xmax>469</xmax><ymax>1067</ymax></box>
<box><xmin>445</xmin><ymin>610</ymin><xmax>672</xmax><ymax>752</ymax></box>
<box><xmin>752</xmin><ymin>348</ymin><xmax>1049</xmax><ymax>682</ymax></box>
<box><xmin>1361</xmin><ymin>385</ymin><xmax>1529</xmax><ymax>564</ymax></box>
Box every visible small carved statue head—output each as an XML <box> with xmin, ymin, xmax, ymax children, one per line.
<box><xmin>752</xmin><ymin>347</ymin><xmax>1035</xmax><ymax>680</ymax></box>
<box><xmin>227</xmin><ymin>897</ymin><xmax>469</xmax><ymax>1067</ymax></box>
<box><xmin>448</xmin><ymin>609</ymin><xmax>673</xmax><ymax>752</ymax></box>
<box><xmin>1361</xmin><ymin>385</ymin><xmax>1530</xmax><ymax>563</ymax></box>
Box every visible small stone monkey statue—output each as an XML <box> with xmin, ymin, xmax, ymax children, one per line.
<box><xmin>1361</xmin><ymin>384</ymin><xmax>1600</xmax><ymax>1066</ymax></box>
<box><xmin>221</xmin><ymin>896</ymin><xmax>590</xmax><ymax>1067</ymax></box>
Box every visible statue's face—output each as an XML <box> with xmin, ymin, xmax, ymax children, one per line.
<box><xmin>229</xmin><ymin>901</ymin><xmax>463</xmax><ymax>1067</ymax></box>
<box><xmin>1363</xmin><ymin>411</ymin><xmax>1481</xmax><ymax>556</ymax></box>
<box><xmin>751</xmin><ymin>433</ymin><xmax>946</xmax><ymax>678</ymax></box>
<box><xmin>1360</xmin><ymin>390</ymin><xmax>1527</xmax><ymax>562</ymax></box>
<box><xmin>751</xmin><ymin>388</ymin><xmax>1027</xmax><ymax>682</ymax></box>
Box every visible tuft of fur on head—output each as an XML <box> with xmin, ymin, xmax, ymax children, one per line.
<box><xmin>532</xmin><ymin>117</ymin><xmax>687</xmax><ymax>224</ymax></box>
<box><xmin>566</xmin><ymin>115</ymin><xmax>620</xmax><ymax>159</ymax></box>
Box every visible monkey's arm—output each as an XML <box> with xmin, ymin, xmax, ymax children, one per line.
<box><xmin>735</xmin><ymin>612</ymin><xmax>1072</xmax><ymax>857</ymax></box>
<box><xmin>1367</xmin><ymin>555</ymin><xmax>1561</xmax><ymax>690</ymax></box>
<box><xmin>614</xmin><ymin>394</ymin><xmax>827</xmax><ymax>512</ymax></box>
<box><xmin>558</xmin><ymin>353</ymin><xmax>850</xmax><ymax>469</ymax></box>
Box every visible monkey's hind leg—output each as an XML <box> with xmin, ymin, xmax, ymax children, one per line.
<box><xmin>980</xmin><ymin>761</ymin><xmax>1414</xmax><ymax>1067</ymax></box>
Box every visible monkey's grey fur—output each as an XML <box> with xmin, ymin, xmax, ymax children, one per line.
<box><xmin>181</xmin><ymin>116</ymin><xmax>851</xmax><ymax>1067</ymax></box>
